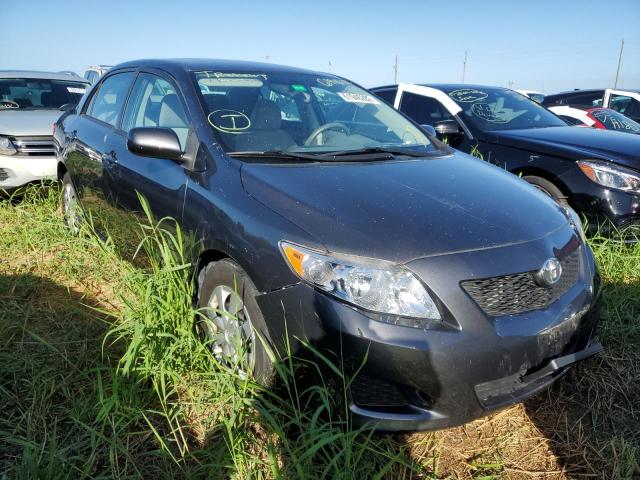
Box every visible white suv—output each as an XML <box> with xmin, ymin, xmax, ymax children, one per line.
<box><xmin>0</xmin><ymin>71</ymin><xmax>89</xmax><ymax>192</ymax></box>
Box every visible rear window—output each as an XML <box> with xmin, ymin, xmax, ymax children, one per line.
<box><xmin>590</xmin><ymin>108</ymin><xmax>640</xmax><ymax>133</ymax></box>
<box><xmin>0</xmin><ymin>78</ymin><xmax>88</xmax><ymax>110</ymax></box>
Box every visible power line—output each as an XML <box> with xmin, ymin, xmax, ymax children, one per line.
<box><xmin>614</xmin><ymin>39</ymin><xmax>624</xmax><ymax>88</ymax></box>
<box><xmin>393</xmin><ymin>54</ymin><xmax>399</xmax><ymax>84</ymax></box>
<box><xmin>462</xmin><ymin>50</ymin><xmax>468</xmax><ymax>83</ymax></box>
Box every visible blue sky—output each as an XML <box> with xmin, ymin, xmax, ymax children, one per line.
<box><xmin>2</xmin><ymin>0</ymin><xmax>639</xmax><ymax>93</ymax></box>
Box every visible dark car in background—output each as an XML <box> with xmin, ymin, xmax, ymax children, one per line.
<box><xmin>543</xmin><ymin>88</ymin><xmax>640</xmax><ymax>123</ymax></box>
<box><xmin>543</xmin><ymin>88</ymin><xmax>606</xmax><ymax>109</ymax></box>
<box><xmin>54</xmin><ymin>59</ymin><xmax>601</xmax><ymax>431</ymax></box>
<box><xmin>371</xmin><ymin>83</ymin><xmax>640</xmax><ymax>234</ymax></box>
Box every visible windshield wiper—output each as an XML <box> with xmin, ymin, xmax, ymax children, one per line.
<box><xmin>318</xmin><ymin>146</ymin><xmax>429</xmax><ymax>158</ymax></box>
<box><xmin>228</xmin><ymin>147</ymin><xmax>429</xmax><ymax>162</ymax></box>
<box><xmin>228</xmin><ymin>150</ymin><xmax>325</xmax><ymax>161</ymax></box>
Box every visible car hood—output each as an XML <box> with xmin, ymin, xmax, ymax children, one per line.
<box><xmin>487</xmin><ymin>126</ymin><xmax>640</xmax><ymax>169</ymax></box>
<box><xmin>0</xmin><ymin>109</ymin><xmax>62</xmax><ymax>136</ymax></box>
<box><xmin>240</xmin><ymin>153</ymin><xmax>569</xmax><ymax>264</ymax></box>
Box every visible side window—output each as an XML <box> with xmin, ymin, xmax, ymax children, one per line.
<box><xmin>122</xmin><ymin>73</ymin><xmax>189</xmax><ymax>150</ymax></box>
<box><xmin>566</xmin><ymin>92</ymin><xmax>603</xmax><ymax>107</ymax></box>
<box><xmin>399</xmin><ymin>92</ymin><xmax>454</xmax><ymax>125</ymax></box>
<box><xmin>609</xmin><ymin>95</ymin><xmax>639</xmax><ymax>118</ymax></box>
<box><xmin>267</xmin><ymin>90</ymin><xmax>300</xmax><ymax>121</ymax></box>
<box><xmin>86</xmin><ymin>72</ymin><xmax>135</xmax><ymax>127</ymax></box>
<box><xmin>559</xmin><ymin>115</ymin><xmax>586</xmax><ymax>126</ymax></box>
<box><xmin>373</xmin><ymin>88</ymin><xmax>397</xmax><ymax>106</ymax></box>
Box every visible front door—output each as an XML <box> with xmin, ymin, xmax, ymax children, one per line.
<box><xmin>107</xmin><ymin>71</ymin><xmax>193</xmax><ymax>258</ymax></box>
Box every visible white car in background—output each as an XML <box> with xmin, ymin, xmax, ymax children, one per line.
<box><xmin>0</xmin><ymin>71</ymin><xmax>89</xmax><ymax>192</ymax></box>
<box><xmin>515</xmin><ymin>89</ymin><xmax>545</xmax><ymax>103</ymax></box>
<box><xmin>83</xmin><ymin>65</ymin><xmax>112</xmax><ymax>84</ymax></box>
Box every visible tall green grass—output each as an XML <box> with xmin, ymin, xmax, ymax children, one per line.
<box><xmin>1</xmin><ymin>183</ymin><xmax>639</xmax><ymax>478</ymax></box>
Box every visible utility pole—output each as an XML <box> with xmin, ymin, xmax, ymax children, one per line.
<box><xmin>614</xmin><ymin>39</ymin><xmax>624</xmax><ymax>88</ymax></box>
<box><xmin>462</xmin><ymin>50</ymin><xmax>468</xmax><ymax>83</ymax></box>
<box><xmin>393</xmin><ymin>54</ymin><xmax>398</xmax><ymax>84</ymax></box>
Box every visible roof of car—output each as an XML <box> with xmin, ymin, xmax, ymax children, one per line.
<box><xmin>544</xmin><ymin>88</ymin><xmax>605</xmax><ymax>98</ymax></box>
<box><xmin>371</xmin><ymin>83</ymin><xmax>510</xmax><ymax>92</ymax></box>
<box><xmin>111</xmin><ymin>58</ymin><xmax>327</xmax><ymax>76</ymax></box>
<box><xmin>0</xmin><ymin>70</ymin><xmax>88</xmax><ymax>82</ymax></box>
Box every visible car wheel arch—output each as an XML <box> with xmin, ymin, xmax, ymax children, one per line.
<box><xmin>57</xmin><ymin>162</ymin><xmax>68</xmax><ymax>182</ymax></box>
<box><xmin>512</xmin><ymin>167</ymin><xmax>572</xmax><ymax>199</ymax></box>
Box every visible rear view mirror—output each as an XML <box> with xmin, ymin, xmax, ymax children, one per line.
<box><xmin>434</xmin><ymin>120</ymin><xmax>463</xmax><ymax>137</ymax></box>
<box><xmin>420</xmin><ymin>124</ymin><xmax>437</xmax><ymax>137</ymax></box>
<box><xmin>127</xmin><ymin>127</ymin><xmax>183</xmax><ymax>161</ymax></box>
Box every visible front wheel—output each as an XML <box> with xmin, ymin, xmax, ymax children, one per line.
<box><xmin>522</xmin><ymin>175</ymin><xmax>568</xmax><ymax>207</ymax></box>
<box><xmin>196</xmin><ymin>259</ymin><xmax>274</xmax><ymax>383</ymax></box>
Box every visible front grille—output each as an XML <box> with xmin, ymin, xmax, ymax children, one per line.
<box><xmin>0</xmin><ymin>168</ymin><xmax>8</xmax><ymax>182</ymax></box>
<box><xmin>461</xmin><ymin>249</ymin><xmax>581</xmax><ymax>317</ymax></box>
<box><xmin>11</xmin><ymin>136</ymin><xmax>55</xmax><ymax>156</ymax></box>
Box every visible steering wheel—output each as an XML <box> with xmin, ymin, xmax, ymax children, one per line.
<box><xmin>0</xmin><ymin>100</ymin><xmax>19</xmax><ymax>109</ymax></box>
<box><xmin>304</xmin><ymin>122</ymin><xmax>349</xmax><ymax>146</ymax></box>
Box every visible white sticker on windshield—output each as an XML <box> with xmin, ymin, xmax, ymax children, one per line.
<box><xmin>67</xmin><ymin>87</ymin><xmax>86</xmax><ymax>94</ymax></box>
<box><xmin>317</xmin><ymin>77</ymin><xmax>349</xmax><ymax>87</ymax></box>
<box><xmin>449</xmin><ymin>89</ymin><xmax>488</xmax><ymax>103</ymax></box>
<box><xmin>338</xmin><ymin>92</ymin><xmax>379</xmax><ymax>104</ymax></box>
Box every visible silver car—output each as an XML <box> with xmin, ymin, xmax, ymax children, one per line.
<box><xmin>0</xmin><ymin>71</ymin><xmax>89</xmax><ymax>191</ymax></box>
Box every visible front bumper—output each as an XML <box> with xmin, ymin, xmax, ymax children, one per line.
<box><xmin>0</xmin><ymin>154</ymin><xmax>58</xmax><ymax>190</ymax></box>
<box><xmin>257</xmin><ymin>226</ymin><xmax>601</xmax><ymax>431</ymax></box>
<box><xmin>562</xmin><ymin>168</ymin><xmax>640</xmax><ymax>234</ymax></box>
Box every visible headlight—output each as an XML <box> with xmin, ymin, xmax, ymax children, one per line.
<box><xmin>0</xmin><ymin>136</ymin><xmax>16</xmax><ymax>155</ymax></box>
<box><xmin>578</xmin><ymin>160</ymin><xmax>640</xmax><ymax>193</ymax></box>
<box><xmin>280</xmin><ymin>241</ymin><xmax>441</xmax><ymax>320</ymax></box>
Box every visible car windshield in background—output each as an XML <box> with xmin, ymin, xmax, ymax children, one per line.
<box><xmin>445</xmin><ymin>87</ymin><xmax>566</xmax><ymax>131</ymax></box>
<box><xmin>590</xmin><ymin>108</ymin><xmax>640</xmax><ymax>134</ymax></box>
<box><xmin>0</xmin><ymin>78</ymin><xmax>88</xmax><ymax>110</ymax></box>
<box><xmin>193</xmin><ymin>71</ymin><xmax>439</xmax><ymax>158</ymax></box>
<box><xmin>528</xmin><ymin>93</ymin><xmax>545</xmax><ymax>104</ymax></box>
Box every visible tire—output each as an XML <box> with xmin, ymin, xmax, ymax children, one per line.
<box><xmin>522</xmin><ymin>175</ymin><xmax>568</xmax><ymax>207</ymax></box>
<box><xmin>196</xmin><ymin>258</ymin><xmax>273</xmax><ymax>383</ymax></box>
<box><xmin>61</xmin><ymin>172</ymin><xmax>82</xmax><ymax>235</ymax></box>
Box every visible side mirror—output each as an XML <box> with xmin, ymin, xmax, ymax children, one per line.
<box><xmin>434</xmin><ymin>120</ymin><xmax>463</xmax><ymax>137</ymax></box>
<box><xmin>127</xmin><ymin>127</ymin><xmax>183</xmax><ymax>161</ymax></box>
<box><xmin>420</xmin><ymin>124</ymin><xmax>437</xmax><ymax>137</ymax></box>
<box><xmin>59</xmin><ymin>103</ymin><xmax>76</xmax><ymax>112</ymax></box>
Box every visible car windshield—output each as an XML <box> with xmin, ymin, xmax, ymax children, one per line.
<box><xmin>0</xmin><ymin>78</ymin><xmax>88</xmax><ymax>110</ymax></box>
<box><xmin>590</xmin><ymin>108</ymin><xmax>640</xmax><ymax>134</ymax></box>
<box><xmin>445</xmin><ymin>87</ymin><xmax>566</xmax><ymax>132</ymax></box>
<box><xmin>194</xmin><ymin>71</ymin><xmax>439</xmax><ymax>158</ymax></box>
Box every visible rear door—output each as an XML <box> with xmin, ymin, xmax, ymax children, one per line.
<box><xmin>109</xmin><ymin>71</ymin><xmax>193</xmax><ymax>226</ymax></box>
<box><xmin>63</xmin><ymin>71</ymin><xmax>136</xmax><ymax>233</ymax></box>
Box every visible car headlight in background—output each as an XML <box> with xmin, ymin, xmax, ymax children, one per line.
<box><xmin>0</xmin><ymin>136</ymin><xmax>17</xmax><ymax>156</ymax></box>
<box><xmin>578</xmin><ymin>160</ymin><xmax>640</xmax><ymax>193</ymax></box>
<box><xmin>280</xmin><ymin>241</ymin><xmax>441</xmax><ymax>321</ymax></box>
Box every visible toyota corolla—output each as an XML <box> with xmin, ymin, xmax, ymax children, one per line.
<box><xmin>54</xmin><ymin>59</ymin><xmax>601</xmax><ymax>431</ymax></box>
